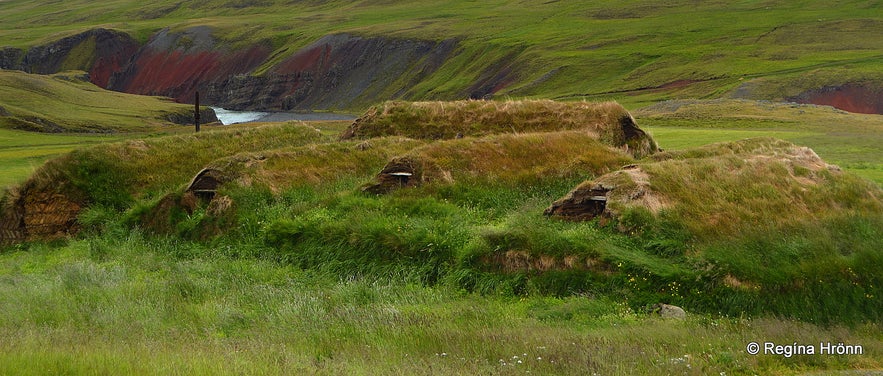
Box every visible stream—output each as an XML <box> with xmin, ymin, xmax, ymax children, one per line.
<box><xmin>211</xmin><ymin>107</ymin><xmax>356</xmax><ymax>125</ymax></box>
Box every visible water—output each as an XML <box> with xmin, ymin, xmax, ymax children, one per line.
<box><xmin>211</xmin><ymin>107</ymin><xmax>356</xmax><ymax>125</ymax></box>
<box><xmin>211</xmin><ymin>107</ymin><xmax>268</xmax><ymax>125</ymax></box>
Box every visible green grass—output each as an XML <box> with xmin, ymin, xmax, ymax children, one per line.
<box><xmin>1</xmin><ymin>1</ymin><xmax>882</xmax><ymax>107</ymax></box>
<box><xmin>0</xmin><ymin>0</ymin><xmax>881</xmax><ymax>371</ymax></box>
<box><xmin>644</xmin><ymin>126</ymin><xmax>817</xmax><ymax>150</ymax></box>
<box><xmin>635</xmin><ymin>99</ymin><xmax>883</xmax><ymax>186</ymax></box>
<box><xmin>0</xmin><ymin>234</ymin><xmax>880</xmax><ymax>375</ymax></box>
<box><xmin>0</xmin><ymin>71</ymin><xmax>203</xmax><ymax>133</ymax></box>
<box><xmin>2</xmin><ymin>122</ymin><xmax>326</xmax><ymax>213</ymax></box>
<box><xmin>0</xmin><ymin>128</ymin><xmax>125</xmax><ymax>189</ymax></box>
<box><xmin>1</xmin><ymin>98</ymin><xmax>881</xmax><ymax>373</ymax></box>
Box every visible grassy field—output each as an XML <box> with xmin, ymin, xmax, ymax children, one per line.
<box><xmin>1</xmin><ymin>1</ymin><xmax>882</xmax><ymax>372</ymax></box>
<box><xmin>0</xmin><ymin>70</ymin><xmax>205</xmax><ymax>133</ymax></box>
<box><xmin>636</xmin><ymin>100</ymin><xmax>883</xmax><ymax>186</ymax></box>
<box><xmin>0</xmin><ymin>128</ymin><xmax>125</xmax><ymax>189</ymax></box>
<box><xmin>1</xmin><ymin>1</ymin><xmax>881</xmax><ymax>107</ymax></box>
<box><xmin>0</xmin><ymin>98</ymin><xmax>880</xmax><ymax>374</ymax></box>
<box><xmin>0</xmin><ymin>233</ymin><xmax>880</xmax><ymax>375</ymax></box>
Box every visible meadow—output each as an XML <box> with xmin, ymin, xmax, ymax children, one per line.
<box><xmin>0</xmin><ymin>128</ymin><xmax>123</xmax><ymax>189</ymax></box>
<box><xmin>1</xmin><ymin>232</ymin><xmax>880</xmax><ymax>375</ymax></box>
<box><xmin>0</xmin><ymin>71</ymin><xmax>201</xmax><ymax>133</ymax></box>
<box><xmin>636</xmin><ymin>99</ymin><xmax>883</xmax><ymax>185</ymax></box>
<box><xmin>1</xmin><ymin>1</ymin><xmax>881</xmax><ymax>373</ymax></box>
<box><xmin>1</xmin><ymin>99</ymin><xmax>881</xmax><ymax>374</ymax></box>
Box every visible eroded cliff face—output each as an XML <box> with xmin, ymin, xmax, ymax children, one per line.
<box><xmin>0</xmin><ymin>28</ymin><xmax>139</xmax><ymax>88</ymax></box>
<box><xmin>2</xmin><ymin>27</ymin><xmax>464</xmax><ymax>111</ymax></box>
<box><xmin>107</xmin><ymin>26</ymin><xmax>272</xmax><ymax>105</ymax></box>
<box><xmin>4</xmin><ymin>26</ymin><xmax>883</xmax><ymax>114</ymax></box>
<box><xmin>788</xmin><ymin>84</ymin><xmax>883</xmax><ymax>115</ymax></box>
<box><xmin>202</xmin><ymin>34</ymin><xmax>458</xmax><ymax>111</ymax></box>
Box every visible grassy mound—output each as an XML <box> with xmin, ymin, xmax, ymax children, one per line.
<box><xmin>363</xmin><ymin>131</ymin><xmax>634</xmax><ymax>194</ymax></box>
<box><xmin>634</xmin><ymin>99</ymin><xmax>883</xmax><ymax>185</ymax></box>
<box><xmin>0</xmin><ymin>70</ymin><xmax>214</xmax><ymax>132</ymax></box>
<box><xmin>550</xmin><ymin>138</ymin><xmax>881</xmax><ymax>237</ymax></box>
<box><xmin>134</xmin><ymin>137</ymin><xmax>426</xmax><ymax>236</ymax></box>
<box><xmin>0</xmin><ymin>123</ymin><xmax>327</xmax><ymax>243</ymax></box>
<box><xmin>540</xmin><ymin>138</ymin><xmax>882</xmax><ymax>321</ymax></box>
<box><xmin>2</xmin><ymin>101</ymin><xmax>880</xmax><ymax>325</ymax></box>
<box><xmin>341</xmin><ymin>100</ymin><xmax>658</xmax><ymax>158</ymax></box>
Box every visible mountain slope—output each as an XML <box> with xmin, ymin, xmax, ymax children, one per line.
<box><xmin>0</xmin><ymin>70</ymin><xmax>214</xmax><ymax>132</ymax></box>
<box><xmin>1</xmin><ymin>0</ymin><xmax>881</xmax><ymax>112</ymax></box>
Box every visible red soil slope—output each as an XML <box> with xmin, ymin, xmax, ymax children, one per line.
<box><xmin>790</xmin><ymin>84</ymin><xmax>883</xmax><ymax>115</ymax></box>
<box><xmin>112</xmin><ymin>45</ymin><xmax>270</xmax><ymax>103</ymax></box>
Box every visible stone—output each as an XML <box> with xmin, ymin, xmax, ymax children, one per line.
<box><xmin>651</xmin><ymin>303</ymin><xmax>686</xmax><ymax>319</ymax></box>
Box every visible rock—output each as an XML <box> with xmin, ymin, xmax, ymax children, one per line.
<box><xmin>164</xmin><ymin>107</ymin><xmax>219</xmax><ymax>125</ymax></box>
<box><xmin>21</xmin><ymin>28</ymin><xmax>139</xmax><ymax>88</ymax></box>
<box><xmin>202</xmin><ymin>34</ymin><xmax>458</xmax><ymax>111</ymax></box>
<box><xmin>107</xmin><ymin>27</ymin><xmax>272</xmax><ymax>105</ymax></box>
<box><xmin>651</xmin><ymin>303</ymin><xmax>686</xmax><ymax>319</ymax></box>
<box><xmin>0</xmin><ymin>47</ymin><xmax>24</xmax><ymax>70</ymax></box>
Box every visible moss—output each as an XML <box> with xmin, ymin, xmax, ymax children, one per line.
<box><xmin>60</xmin><ymin>36</ymin><xmax>97</xmax><ymax>72</ymax></box>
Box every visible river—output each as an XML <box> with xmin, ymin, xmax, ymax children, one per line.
<box><xmin>211</xmin><ymin>107</ymin><xmax>357</xmax><ymax>125</ymax></box>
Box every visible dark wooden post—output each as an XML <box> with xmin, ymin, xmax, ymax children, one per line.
<box><xmin>194</xmin><ymin>90</ymin><xmax>201</xmax><ymax>132</ymax></box>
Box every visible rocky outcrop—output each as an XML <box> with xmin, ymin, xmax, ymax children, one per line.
<box><xmin>163</xmin><ymin>107</ymin><xmax>219</xmax><ymax>125</ymax></box>
<box><xmin>1</xmin><ymin>27</ymin><xmax>525</xmax><ymax>112</ymax></box>
<box><xmin>3</xmin><ymin>29</ymin><xmax>140</xmax><ymax>88</ymax></box>
<box><xmin>202</xmin><ymin>34</ymin><xmax>458</xmax><ymax>111</ymax></box>
<box><xmin>107</xmin><ymin>27</ymin><xmax>272</xmax><ymax>104</ymax></box>
<box><xmin>104</xmin><ymin>30</ymin><xmax>459</xmax><ymax>111</ymax></box>
<box><xmin>0</xmin><ymin>47</ymin><xmax>24</xmax><ymax>70</ymax></box>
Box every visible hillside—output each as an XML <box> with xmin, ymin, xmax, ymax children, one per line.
<box><xmin>0</xmin><ymin>70</ymin><xmax>216</xmax><ymax>132</ymax></box>
<box><xmin>1</xmin><ymin>1</ymin><xmax>882</xmax><ymax>372</ymax></box>
<box><xmin>1</xmin><ymin>0</ymin><xmax>881</xmax><ymax>112</ymax></box>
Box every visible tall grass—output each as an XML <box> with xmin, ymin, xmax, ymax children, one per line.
<box><xmin>1</xmin><ymin>98</ymin><xmax>881</xmax><ymax>372</ymax></box>
<box><xmin>20</xmin><ymin>120</ymin><xmax>872</xmax><ymax>326</ymax></box>
<box><xmin>1</xmin><ymin>225</ymin><xmax>881</xmax><ymax>375</ymax></box>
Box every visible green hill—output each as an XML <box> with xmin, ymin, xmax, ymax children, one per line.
<box><xmin>1</xmin><ymin>0</ymin><xmax>881</xmax><ymax>111</ymax></box>
<box><xmin>0</xmin><ymin>70</ymin><xmax>212</xmax><ymax>132</ymax></box>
